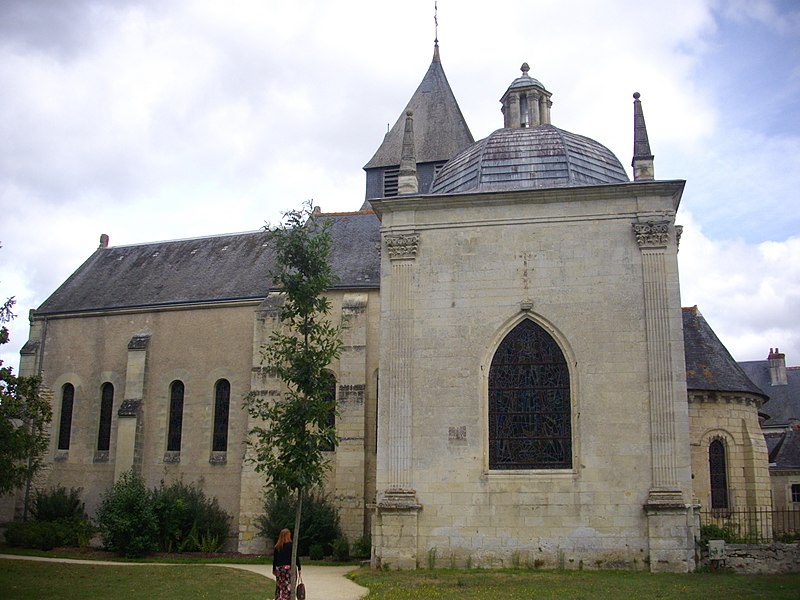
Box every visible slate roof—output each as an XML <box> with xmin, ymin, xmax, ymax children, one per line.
<box><xmin>739</xmin><ymin>359</ymin><xmax>800</xmax><ymax>428</ymax></box>
<box><xmin>36</xmin><ymin>211</ymin><xmax>381</xmax><ymax>316</ymax></box>
<box><xmin>682</xmin><ymin>307</ymin><xmax>767</xmax><ymax>398</ymax></box>
<box><xmin>430</xmin><ymin>125</ymin><xmax>629</xmax><ymax>195</ymax></box>
<box><xmin>766</xmin><ymin>429</ymin><xmax>800</xmax><ymax>469</ymax></box>
<box><xmin>363</xmin><ymin>45</ymin><xmax>474</xmax><ymax>169</ymax></box>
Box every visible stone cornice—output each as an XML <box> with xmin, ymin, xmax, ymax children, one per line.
<box><xmin>687</xmin><ymin>390</ymin><xmax>766</xmax><ymax>408</ymax></box>
<box><xmin>370</xmin><ymin>180</ymin><xmax>686</xmax><ymax>217</ymax></box>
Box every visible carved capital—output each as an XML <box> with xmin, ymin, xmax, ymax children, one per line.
<box><xmin>385</xmin><ymin>233</ymin><xmax>420</xmax><ymax>260</ymax></box>
<box><xmin>633</xmin><ymin>221</ymin><xmax>671</xmax><ymax>248</ymax></box>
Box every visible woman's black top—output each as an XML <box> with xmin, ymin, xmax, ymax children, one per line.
<box><xmin>272</xmin><ymin>541</ymin><xmax>301</xmax><ymax>569</ymax></box>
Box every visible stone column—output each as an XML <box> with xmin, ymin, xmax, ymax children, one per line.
<box><xmin>527</xmin><ymin>92</ymin><xmax>540</xmax><ymax>126</ymax></box>
<box><xmin>115</xmin><ymin>334</ymin><xmax>150</xmax><ymax>480</ymax></box>
<box><xmin>375</xmin><ymin>232</ymin><xmax>421</xmax><ymax>569</ymax></box>
<box><xmin>634</xmin><ymin>221</ymin><xmax>693</xmax><ymax>572</ymax></box>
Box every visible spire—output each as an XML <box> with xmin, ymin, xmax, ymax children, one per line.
<box><xmin>632</xmin><ymin>92</ymin><xmax>655</xmax><ymax>181</ymax></box>
<box><xmin>398</xmin><ymin>111</ymin><xmax>419</xmax><ymax>194</ymax></box>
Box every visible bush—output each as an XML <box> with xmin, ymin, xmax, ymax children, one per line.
<box><xmin>151</xmin><ymin>481</ymin><xmax>232</xmax><ymax>553</ymax></box>
<box><xmin>258</xmin><ymin>490</ymin><xmax>342</xmax><ymax>556</ymax></box>
<box><xmin>4</xmin><ymin>519</ymin><xmax>92</xmax><ymax>550</ymax></box>
<box><xmin>31</xmin><ymin>486</ymin><xmax>88</xmax><ymax>522</ymax></box>
<box><xmin>309</xmin><ymin>543</ymin><xmax>325</xmax><ymax>560</ymax></box>
<box><xmin>95</xmin><ymin>471</ymin><xmax>158</xmax><ymax>557</ymax></box>
<box><xmin>352</xmin><ymin>533</ymin><xmax>371</xmax><ymax>559</ymax></box>
<box><xmin>332</xmin><ymin>536</ymin><xmax>350</xmax><ymax>561</ymax></box>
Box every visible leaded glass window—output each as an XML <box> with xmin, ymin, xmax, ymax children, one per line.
<box><xmin>97</xmin><ymin>382</ymin><xmax>113</xmax><ymax>452</ymax></box>
<box><xmin>489</xmin><ymin>319</ymin><xmax>571</xmax><ymax>470</ymax></box>
<box><xmin>709</xmin><ymin>439</ymin><xmax>729</xmax><ymax>510</ymax></box>
<box><xmin>167</xmin><ymin>380</ymin><xmax>184</xmax><ymax>452</ymax></box>
<box><xmin>57</xmin><ymin>383</ymin><xmax>75</xmax><ymax>450</ymax></box>
<box><xmin>212</xmin><ymin>379</ymin><xmax>230</xmax><ymax>452</ymax></box>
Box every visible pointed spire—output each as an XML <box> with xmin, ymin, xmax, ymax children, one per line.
<box><xmin>632</xmin><ymin>92</ymin><xmax>655</xmax><ymax>181</ymax></box>
<box><xmin>398</xmin><ymin>111</ymin><xmax>419</xmax><ymax>195</ymax></box>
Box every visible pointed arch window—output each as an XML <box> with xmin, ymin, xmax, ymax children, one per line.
<box><xmin>57</xmin><ymin>383</ymin><xmax>75</xmax><ymax>450</ymax></box>
<box><xmin>709</xmin><ymin>439</ymin><xmax>729</xmax><ymax>510</ymax></box>
<box><xmin>167</xmin><ymin>381</ymin><xmax>184</xmax><ymax>452</ymax></box>
<box><xmin>212</xmin><ymin>379</ymin><xmax>230</xmax><ymax>452</ymax></box>
<box><xmin>97</xmin><ymin>383</ymin><xmax>114</xmax><ymax>452</ymax></box>
<box><xmin>488</xmin><ymin>319</ymin><xmax>571</xmax><ymax>470</ymax></box>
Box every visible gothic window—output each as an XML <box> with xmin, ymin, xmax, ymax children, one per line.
<box><xmin>709</xmin><ymin>439</ymin><xmax>729</xmax><ymax>510</ymax></box>
<box><xmin>57</xmin><ymin>383</ymin><xmax>75</xmax><ymax>450</ymax></box>
<box><xmin>212</xmin><ymin>379</ymin><xmax>230</xmax><ymax>452</ymax></box>
<box><xmin>167</xmin><ymin>380</ymin><xmax>184</xmax><ymax>452</ymax></box>
<box><xmin>97</xmin><ymin>382</ymin><xmax>114</xmax><ymax>452</ymax></box>
<box><xmin>488</xmin><ymin>319</ymin><xmax>571</xmax><ymax>470</ymax></box>
<box><xmin>321</xmin><ymin>371</ymin><xmax>336</xmax><ymax>452</ymax></box>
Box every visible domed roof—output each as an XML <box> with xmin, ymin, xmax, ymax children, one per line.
<box><xmin>430</xmin><ymin>124</ymin><xmax>629</xmax><ymax>195</ymax></box>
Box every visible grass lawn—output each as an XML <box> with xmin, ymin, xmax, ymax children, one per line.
<box><xmin>349</xmin><ymin>567</ymin><xmax>800</xmax><ymax>599</ymax></box>
<box><xmin>0</xmin><ymin>559</ymin><xmax>272</xmax><ymax>600</ymax></box>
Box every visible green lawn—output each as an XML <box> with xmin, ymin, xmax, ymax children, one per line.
<box><xmin>0</xmin><ymin>559</ymin><xmax>272</xmax><ymax>600</ymax></box>
<box><xmin>349</xmin><ymin>567</ymin><xmax>800</xmax><ymax>599</ymax></box>
<box><xmin>3</xmin><ymin>556</ymin><xmax>800</xmax><ymax>600</ymax></box>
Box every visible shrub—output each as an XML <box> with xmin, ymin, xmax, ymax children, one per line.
<box><xmin>700</xmin><ymin>523</ymin><xmax>740</xmax><ymax>544</ymax></box>
<box><xmin>95</xmin><ymin>471</ymin><xmax>158</xmax><ymax>557</ymax></box>
<box><xmin>258</xmin><ymin>490</ymin><xmax>342</xmax><ymax>556</ymax></box>
<box><xmin>4</xmin><ymin>519</ymin><xmax>92</xmax><ymax>550</ymax></box>
<box><xmin>31</xmin><ymin>486</ymin><xmax>87</xmax><ymax>522</ymax></box>
<box><xmin>332</xmin><ymin>536</ymin><xmax>350</xmax><ymax>562</ymax></box>
<box><xmin>352</xmin><ymin>533</ymin><xmax>371</xmax><ymax>559</ymax></box>
<box><xmin>309</xmin><ymin>543</ymin><xmax>325</xmax><ymax>560</ymax></box>
<box><xmin>151</xmin><ymin>480</ymin><xmax>231</xmax><ymax>553</ymax></box>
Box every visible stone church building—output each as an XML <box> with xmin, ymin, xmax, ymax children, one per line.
<box><xmin>8</xmin><ymin>44</ymin><xmax>773</xmax><ymax>572</ymax></box>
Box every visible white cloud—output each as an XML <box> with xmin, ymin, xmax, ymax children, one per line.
<box><xmin>679</xmin><ymin>211</ymin><xmax>800</xmax><ymax>362</ymax></box>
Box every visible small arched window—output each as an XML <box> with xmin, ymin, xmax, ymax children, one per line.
<box><xmin>57</xmin><ymin>383</ymin><xmax>75</xmax><ymax>450</ymax></box>
<box><xmin>167</xmin><ymin>381</ymin><xmax>184</xmax><ymax>452</ymax></box>
<box><xmin>212</xmin><ymin>379</ymin><xmax>230</xmax><ymax>452</ymax></box>
<box><xmin>97</xmin><ymin>382</ymin><xmax>114</xmax><ymax>452</ymax></box>
<box><xmin>489</xmin><ymin>319</ymin><xmax>571</xmax><ymax>470</ymax></box>
<box><xmin>709</xmin><ymin>439</ymin><xmax>729</xmax><ymax>510</ymax></box>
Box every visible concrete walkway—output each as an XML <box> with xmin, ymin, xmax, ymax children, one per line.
<box><xmin>0</xmin><ymin>554</ymin><xmax>369</xmax><ymax>600</ymax></box>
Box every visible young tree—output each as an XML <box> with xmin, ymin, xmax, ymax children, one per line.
<box><xmin>0</xmin><ymin>293</ymin><xmax>51</xmax><ymax>497</ymax></box>
<box><xmin>244</xmin><ymin>201</ymin><xmax>342</xmax><ymax>600</ymax></box>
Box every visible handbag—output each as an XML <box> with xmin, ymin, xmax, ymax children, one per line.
<box><xmin>296</xmin><ymin>571</ymin><xmax>306</xmax><ymax>600</ymax></box>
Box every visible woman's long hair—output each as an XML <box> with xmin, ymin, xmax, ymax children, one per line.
<box><xmin>275</xmin><ymin>528</ymin><xmax>292</xmax><ymax>551</ymax></box>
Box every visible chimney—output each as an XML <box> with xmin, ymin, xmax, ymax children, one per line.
<box><xmin>768</xmin><ymin>347</ymin><xmax>788</xmax><ymax>386</ymax></box>
<box><xmin>99</xmin><ymin>234</ymin><xmax>109</xmax><ymax>249</ymax></box>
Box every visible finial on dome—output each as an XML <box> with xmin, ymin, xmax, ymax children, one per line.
<box><xmin>521</xmin><ymin>62</ymin><xmax>530</xmax><ymax>76</ymax></box>
<box><xmin>631</xmin><ymin>91</ymin><xmax>655</xmax><ymax>181</ymax></box>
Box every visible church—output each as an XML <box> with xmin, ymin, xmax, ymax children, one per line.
<box><xmin>9</xmin><ymin>43</ymin><xmax>774</xmax><ymax>573</ymax></box>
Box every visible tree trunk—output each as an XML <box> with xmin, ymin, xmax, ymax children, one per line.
<box><xmin>290</xmin><ymin>488</ymin><xmax>303</xmax><ymax>600</ymax></box>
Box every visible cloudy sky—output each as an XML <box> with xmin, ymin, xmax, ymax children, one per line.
<box><xmin>1</xmin><ymin>0</ymin><xmax>798</xmax><ymax>372</ymax></box>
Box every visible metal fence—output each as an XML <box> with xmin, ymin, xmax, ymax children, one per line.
<box><xmin>699</xmin><ymin>508</ymin><xmax>800</xmax><ymax>544</ymax></box>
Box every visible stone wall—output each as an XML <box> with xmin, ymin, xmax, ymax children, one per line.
<box><xmin>698</xmin><ymin>543</ymin><xmax>800</xmax><ymax>574</ymax></box>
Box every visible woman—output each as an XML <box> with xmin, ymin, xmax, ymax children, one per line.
<box><xmin>272</xmin><ymin>528</ymin><xmax>301</xmax><ymax>600</ymax></box>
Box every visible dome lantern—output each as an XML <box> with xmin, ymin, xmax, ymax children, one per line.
<box><xmin>500</xmin><ymin>62</ymin><xmax>552</xmax><ymax>128</ymax></box>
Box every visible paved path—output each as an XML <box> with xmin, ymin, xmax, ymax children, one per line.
<box><xmin>0</xmin><ymin>554</ymin><xmax>369</xmax><ymax>600</ymax></box>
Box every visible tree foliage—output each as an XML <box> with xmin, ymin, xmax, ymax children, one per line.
<box><xmin>244</xmin><ymin>201</ymin><xmax>342</xmax><ymax>598</ymax></box>
<box><xmin>0</xmin><ymin>278</ymin><xmax>51</xmax><ymax>496</ymax></box>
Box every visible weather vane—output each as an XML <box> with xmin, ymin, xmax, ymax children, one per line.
<box><xmin>434</xmin><ymin>1</ymin><xmax>438</xmax><ymax>44</ymax></box>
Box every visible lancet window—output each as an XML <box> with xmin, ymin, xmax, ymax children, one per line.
<box><xmin>212</xmin><ymin>379</ymin><xmax>230</xmax><ymax>452</ymax></box>
<box><xmin>167</xmin><ymin>380</ymin><xmax>184</xmax><ymax>452</ymax></box>
<box><xmin>57</xmin><ymin>383</ymin><xmax>75</xmax><ymax>451</ymax></box>
<box><xmin>709</xmin><ymin>439</ymin><xmax>729</xmax><ymax>510</ymax></box>
<box><xmin>97</xmin><ymin>382</ymin><xmax>113</xmax><ymax>452</ymax></box>
<box><xmin>489</xmin><ymin>319</ymin><xmax>571</xmax><ymax>469</ymax></box>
